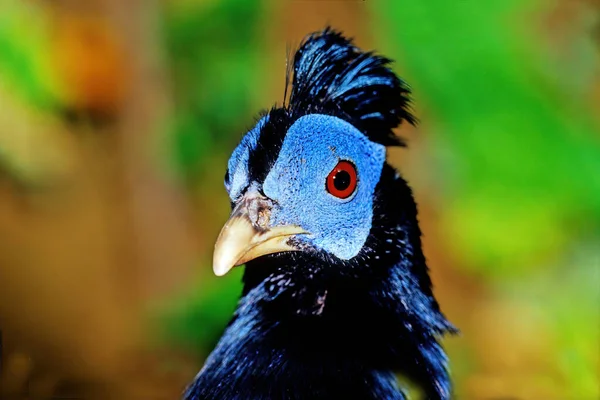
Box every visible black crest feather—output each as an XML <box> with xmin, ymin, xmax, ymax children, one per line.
<box><xmin>287</xmin><ymin>27</ymin><xmax>416</xmax><ymax>146</ymax></box>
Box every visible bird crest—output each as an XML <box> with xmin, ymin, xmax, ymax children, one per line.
<box><xmin>285</xmin><ymin>27</ymin><xmax>416</xmax><ymax>146</ymax></box>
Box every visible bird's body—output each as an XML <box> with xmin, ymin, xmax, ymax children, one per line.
<box><xmin>184</xmin><ymin>29</ymin><xmax>455</xmax><ymax>400</ymax></box>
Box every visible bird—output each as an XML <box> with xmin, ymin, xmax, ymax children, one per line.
<box><xmin>183</xmin><ymin>28</ymin><xmax>456</xmax><ymax>400</ymax></box>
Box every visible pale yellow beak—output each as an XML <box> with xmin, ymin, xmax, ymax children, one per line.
<box><xmin>212</xmin><ymin>198</ymin><xmax>307</xmax><ymax>277</ymax></box>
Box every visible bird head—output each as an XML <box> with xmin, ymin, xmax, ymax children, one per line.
<box><xmin>214</xmin><ymin>28</ymin><xmax>416</xmax><ymax>278</ymax></box>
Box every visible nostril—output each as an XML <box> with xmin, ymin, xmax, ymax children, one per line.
<box><xmin>246</xmin><ymin>197</ymin><xmax>273</xmax><ymax>230</ymax></box>
<box><xmin>256</xmin><ymin>206</ymin><xmax>271</xmax><ymax>228</ymax></box>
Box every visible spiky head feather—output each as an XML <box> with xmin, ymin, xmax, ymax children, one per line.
<box><xmin>287</xmin><ymin>27</ymin><xmax>416</xmax><ymax>146</ymax></box>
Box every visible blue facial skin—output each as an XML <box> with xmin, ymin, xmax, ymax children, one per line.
<box><xmin>227</xmin><ymin>113</ymin><xmax>386</xmax><ymax>261</ymax></box>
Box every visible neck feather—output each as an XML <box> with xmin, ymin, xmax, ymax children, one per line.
<box><xmin>185</xmin><ymin>165</ymin><xmax>454</xmax><ymax>400</ymax></box>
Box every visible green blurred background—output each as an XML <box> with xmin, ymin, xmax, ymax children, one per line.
<box><xmin>0</xmin><ymin>0</ymin><xmax>598</xmax><ymax>399</ymax></box>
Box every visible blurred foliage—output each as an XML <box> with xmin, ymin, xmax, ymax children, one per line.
<box><xmin>0</xmin><ymin>1</ymin><xmax>73</xmax><ymax>186</ymax></box>
<box><xmin>504</xmin><ymin>243</ymin><xmax>600</xmax><ymax>398</ymax></box>
<box><xmin>0</xmin><ymin>87</ymin><xmax>74</xmax><ymax>186</ymax></box>
<box><xmin>163</xmin><ymin>0</ymin><xmax>268</xmax><ymax>181</ymax></box>
<box><xmin>157</xmin><ymin>268</ymin><xmax>243</xmax><ymax>357</ymax></box>
<box><xmin>158</xmin><ymin>0</ymin><xmax>267</xmax><ymax>356</ymax></box>
<box><xmin>372</xmin><ymin>0</ymin><xmax>600</xmax><ymax>276</ymax></box>
<box><xmin>0</xmin><ymin>1</ymin><xmax>61</xmax><ymax>108</ymax></box>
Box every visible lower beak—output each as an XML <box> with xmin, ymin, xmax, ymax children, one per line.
<box><xmin>212</xmin><ymin>200</ymin><xmax>307</xmax><ymax>277</ymax></box>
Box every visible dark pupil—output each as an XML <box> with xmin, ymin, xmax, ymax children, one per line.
<box><xmin>333</xmin><ymin>170</ymin><xmax>351</xmax><ymax>191</ymax></box>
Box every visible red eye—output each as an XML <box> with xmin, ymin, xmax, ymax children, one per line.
<box><xmin>326</xmin><ymin>160</ymin><xmax>357</xmax><ymax>199</ymax></box>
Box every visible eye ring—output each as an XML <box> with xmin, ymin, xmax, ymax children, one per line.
<box><xmin>326</xmin><ymin>160</ymin><xmax>358</xmax><ymax>199</ymax></box>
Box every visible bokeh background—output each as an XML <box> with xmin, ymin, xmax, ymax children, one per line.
<box><xmin>0</xmin><ymin>0</ymin><xmax>599</xmax><ymax>399</ymax></box>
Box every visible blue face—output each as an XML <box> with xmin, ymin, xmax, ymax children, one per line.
<box><xmin>226</xmin><ymin>114</ymin><xmax>386</xmax><ymax>260</ymax></box>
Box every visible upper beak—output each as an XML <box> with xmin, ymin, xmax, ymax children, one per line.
<box><xmin>212</xmin><ymin>194</ymin><xmax>307</xmax><ymax>277</ymax></box>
